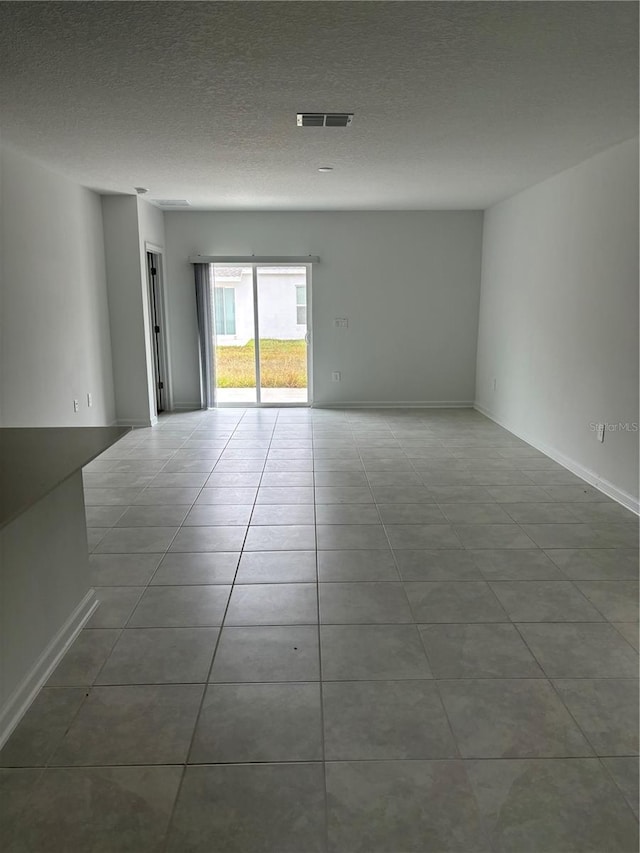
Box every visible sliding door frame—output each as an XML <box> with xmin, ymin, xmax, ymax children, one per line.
<box><xmin>211</xmin><ymin>262</ymin><xmax>313</xmax><ymax>408</ymax></box>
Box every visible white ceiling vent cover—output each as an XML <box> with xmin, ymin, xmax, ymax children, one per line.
<box><xmin>297</xmin><ymin>113</ymin><xmax>353</xmax><ymax>127</ymax></box>
<box><xmin>155</xmin><ymin>199</ymin><xmax>191</xmax><ymax>207</ymax></box>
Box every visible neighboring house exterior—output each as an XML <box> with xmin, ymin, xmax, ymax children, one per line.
<box><xmin>211</xmin><ymin>266</ymin><xmax>307</xmax><ymax>345</ymax></box>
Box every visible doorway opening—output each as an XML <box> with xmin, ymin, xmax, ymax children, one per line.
<box><xmin>210</xmin><ymin>264</ymin><xmax>311</xmax><ymax>406</ymax></box>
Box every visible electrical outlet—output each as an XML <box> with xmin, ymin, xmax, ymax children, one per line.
<box><xmin>73</xmin><ymin>399</ymin><xmax>80</xmax><ymax>413</ymax></box>
<box><xmin>332</xmin><ymin>371</ymin><xmax>341</xmax><ymax>382</ymax></box>
<box><xmin>87</xmin><ymin>392</ymin><xmax>92</xmax><ymax>408</ymax></box>
<box><xmin>334</xmin><ymin>318</ymin><xmax>349</xmax><ymax>328</ymax></box>
<box><xmin>596</xmin><ymin>423</ymin><xmax>605</xmax><ymax>443</ymax></box>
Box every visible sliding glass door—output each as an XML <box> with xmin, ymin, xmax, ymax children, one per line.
<box><xmin>256</xmin><ymin>266</ymin><xmax>308</xmax><ymax>404</ymax></box>
<box><xmin>209</xmin><ymin>264</ymin><xmax>310</xmax><ymax>406</ymax></box>
<box><xmin>211</xmin><ymin>266</ymin><xmax>257</xmax><ymax>404</ymax></box>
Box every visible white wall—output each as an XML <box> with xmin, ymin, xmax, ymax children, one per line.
<box><xmin>0</xmin><ymin>146</ymin><xmax>115</xmax><ymax>426</ymax></box>
<box><xmin>476</xmin><ymin>138</ymin><xmax>639</xmax><ymax>508</ymax></box>
<box><xmin>164</xmin><ymin>211</ymin><xmax>483</xmax><ymax>407</ymax></box>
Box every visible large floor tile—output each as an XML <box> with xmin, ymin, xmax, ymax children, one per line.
<box><xmin>369</xmin><ymin>485</ymin><xmax>434</xmax><ymax>504</ymax></box>
<box><xmin>319</xmin><ymin>582</ymin><xmax>412</xmax><ymax>623</ymax></box>
<box><xmin>385</xmin><ymin>523</ymin><xmax>463</xmax><ymax>549</ymax></box>
<box><xmin>151</xmin><ymin>552</ymin><xmax>239</xmax><ymax>584</ymax></box>
<box><xmin>603</xmin><ymin>757</ymin><xmax>640</xmax><ymax>818</ymax></box>
<box><xmin>244</xmin><ymin>524</ymin><xmax>316</xmax><ymax>550</ymax></box>
<box><xmin>2</xmin><ymin>766</ymin><xmax>182</xmax><ymax>853</ymax></box>
<box><xmin>89</xmin><ymin>553</ymin><xmax>162</xmax><ymax>586</ymax></box>
<box><xmin>183</xmin><ymin>504</ymin><xmax>252</xmax><ymax>526</ymax></box>
<box><xmin>440</xmin><ymin>503</ymin><xmax>513</xmax><ymax>524</ymax></box>
<box><xmin>454</xmin><ymin>524</ymin><xmax>536</xmax><ymax>549</ymax></box>
<box><xmin>169</xmin><ymin>525</ymin><xmax>247</xmax><ymax>552</ymax></box>
<box><xmin>317</xmin><ymin>523</ymin><xmax>390</xmax><ymax>550</ymax></box>
<box><xmin>545</xmin><ymin>548</ymin><xmax>639</xmax><ymax>580</ymax></box>
<box><xmin>84</xmin><ymin>505</ymin><xmax>127</xmax><ymax>527</ymax></box>
<box><xmin>522</xmin><ymin>523</ymin><xmax>636</xmax><ymax>549</ymax></box>
<box><xmin>323</xmin><ymin>680</ymin><xmax>456</xmax><ymax>760</ymax></box>
<box><xmin>466</xmin><ymin>758</ymin><xmax>639</xmax><ymax>852</ymax></box>
<box><xmin>315</xmin><ymin>486</ymin><xmax>374</xmax><ymax>504</ymax></box>
<box><xmin>256</xmin><ymin>486</ymin><xmax>314</xmax><ymax>504</ymax></box>
<box><xmin>501</xmin><ymin>502</ymin><xmax>580</xmax><ymax>523</ymax></box>
<box><xmin>249</xmin><ymin>503</ymin><xmax>316</xmax><ymax>525</ymax></box>
<box><xmin>516</xmin><ymin>622</ymin><xmax>640</xmax><ymax>677</ymax></box>
<box><xmin>51</xmin><ymin>684</ymin><xmax>203</xmax><ymax>765</ymax></box>
<box><xmin>317</xmin><ymin>550</ymin><xmax>399</xmax><ymax>581</ymax></box>
<box><xmin>574</xmin><ymin>580</ymin><xmax>639</xmax><ymax>622</ymax></box>
<box><xmin>419</xmin><ymin>623</ymin><xmax>543</xmax><ymax>678</ymax></box>
<box><xmin>94</xmin><ymin>526</ymin><xmax>178</xmax><ymax>553</ymax></box>
<box><xmin>316</xmin><ymin>504</ymin><xmax>381</xmax><ymax>525</ymax></box>
<box><xmin>83</xmin><ymin>487</ymin><xmax>144</xmax><ymax>506</ymax></box>
<box><xmin>0</xmin><ymin>769</ymin><xmax>42</xmax><ymax>844</ymax></box>
<box><xmin>0</xmin><ymin>688</ymin><xmax>86</xmax><ymax>767</ymax></box>
<box><xmin>394</xmin><ymin>549</ymin><xmax>482</xmax><ymax>581</ymax></box>
<box><xmin>190</xmin><ymin>682</ymin><xmax>322</xmax><ymax>762</ymax></box>
<box><xmin>321</xmin><ymin>624</ymin><xmax>431</xmax><ymax>680</ymax></box>
<box><xmin>132</xmin><ymin>487</ymin><xmax>201</xmax><ymax>505</ymax></box>
<box><xmin>166</xmin><ymin>763</ymin><xmax>325</xmax><ymax>853</ymax></box>
<box><xmin>86</xmin><ymin>586</ymin><xmax>144</xmax><ymax>629</ymax></box>
<box><xmin>489</xmin><ymin>580</ymin><xmax>604</xmax><ymax>621</ymax></box>
<box><xmin>115</xmin><ymin>505</ymin><xmax>190</xmax><ymax>527</ymax></box>
<box><xmin>128</xmin><ymin>585</ymin><xmax>231</xmax><ymax>627</ymax></box>
<box><xmin>469</xmin><ymin>549</ymin><xmax>565</xmax><ymax>580</ymax></box>
<box><xmin>210</xmin><ymin>625</ymin><xmax>319</xmax><ymax>682</ymax></box>
<box><xmin>553</xmin><ymin>678</ymin><xmax>639</xmax><ymax>755</ymax></box>
<box><xmin>225</xmin><ymin>583</ymin><xmax>318</xmax><ymax>625</ymax></box>
<box><xmin>195</xmin><ymin>486</ymin><xmax>258</xmax><ymax>504</ymax></box>
<box><xmin>97</xmin><ymin>627</ymin><xmax>219</xmax><ymax>684</ymax></box>
<box><xmin>326</xmin><ymin>760</ymin><xmax>491</xmax><ymax>853</ymax></box>
<box><xmin>614</xmin><ymin>621</ymin><xmax>640</xmax><ymax>651</ymax></box>
<box><xmin>439</xmin><ymin>679</ymin><xmax>592</xmax><ymax>758</ymax></box>
<box><xmin>46</xmin><ymin>629</ymin><xmax>119</xmax><ymax>687</ymax></box>
<box><xmin>404</xmin><ymin>581</ymin><xmax>507</xmax><ymax>622</ymax></box>
<box><xmin>235</xmin><ymin>550</ymin><xmax>316</xmax><ymax>583</ymax></box>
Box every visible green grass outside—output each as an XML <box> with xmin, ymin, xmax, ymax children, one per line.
<box><xmin>215</xmin><ymin>339</ymin><xmax>307</xmax><ymax>388</ymax></box>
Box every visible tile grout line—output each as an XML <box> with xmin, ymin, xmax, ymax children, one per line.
<box><xmin>159</xmin><ymin>406</ymin><xmax>276</xmax><ymax>853</ymax></box>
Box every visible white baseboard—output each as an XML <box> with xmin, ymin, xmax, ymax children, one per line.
<box><xmin>475</xmin><ymin>403</ymin><xmax>640</xmax><ymax>515</ymax></box>
<box><xmin>0</xmin><ymin>590</ymin><xmax>98</xmax><ymax>751</ymax></box>
<box><xmin>314</xmin><ymin>401</ymin><xmax>475</xmax><ymax>409</ymax></box>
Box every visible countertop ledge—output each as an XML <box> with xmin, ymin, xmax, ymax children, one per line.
<box><xmin>0</xmin><ymin>427</ymin><xmax>130</xmax><ymax>530</ymax></box>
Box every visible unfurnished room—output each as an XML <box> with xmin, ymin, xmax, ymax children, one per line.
<box><xmin>0</xmin><ymin>2</ymin><xmax>638</xmax><ymax>851</ymax></box>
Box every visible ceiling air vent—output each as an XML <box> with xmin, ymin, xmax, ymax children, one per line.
<box><xmin>297</xmin><ymin>113</ymin><xmax>353</xmax><ymax>127</ymax></box>
<box><xmin>155</xmin><ymin>199</ymin><xmax>191</xmax><ymax>207</ymax></box>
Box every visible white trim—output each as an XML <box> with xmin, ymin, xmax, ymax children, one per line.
<box><xmin>0</xmin><ymin>590</ymin><xmax>98</xmax><ymax>750</ymax></box>
<box><xmin>252</xmin><ymin>265</ymin><xmax>262</xmax><ymax>404</ymax></box>
<box><xmin>189</xmin><ymin>255</ymin><xmax>320</xmax><ymax>264</ymax></box>
<box><xmin>315</xmin><ymin>401</ymin><xmax>475</xmax><ymax>409</ymax></box>
<box><xmin>475</xmin><ymin>403</ymin><xmax>640</xmax><ymax>515</ymax></box>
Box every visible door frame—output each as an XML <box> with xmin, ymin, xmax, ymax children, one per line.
<box><xmin>145</xmin><ymin>243</ymin><xmax>173</xmax><ymax>414</ymax></box>
<box><xmin>211</xmin><ymin>262</ymin><xmax>313</xmax><ymax>408</ymax></box>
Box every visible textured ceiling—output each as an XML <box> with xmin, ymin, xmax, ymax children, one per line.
<box><xmin>0</xmin><ymin>2</ymin><xmax>637</xmax><ymax>209</ymax></box>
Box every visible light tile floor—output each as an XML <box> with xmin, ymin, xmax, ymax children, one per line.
<box><xmin>1</xmin><ymin>407</ymin><xmax>638</xmax><ymax>852</ymax></box>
